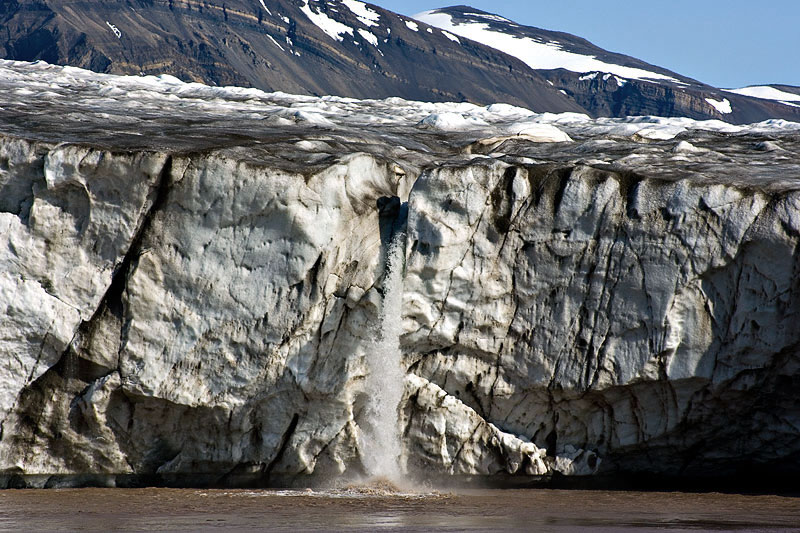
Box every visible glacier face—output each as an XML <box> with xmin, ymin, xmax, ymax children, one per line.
<box><xmin>403</xmin><ymin>161</ymin><xmax>800</xmax><ymax>478</ymax></box>
<box><xmin>1</xmin><ymin>60</ymin><xmax>800</xmax><ymax>487</ymax></box>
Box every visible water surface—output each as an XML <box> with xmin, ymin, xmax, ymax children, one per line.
<box><xmin>1</xmin><ymin>487</ymin><xmax>798</xmax><ymax>532</ymax></box>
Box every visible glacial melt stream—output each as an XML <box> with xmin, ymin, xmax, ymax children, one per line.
<box><xmin>361</xmin><ymin>233</ymin><xmax>407</xmax><ymax>484</ymax></box>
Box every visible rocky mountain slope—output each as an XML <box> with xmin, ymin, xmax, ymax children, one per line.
<box><xmin>1</xmin><ymin>61</ymin><xmax>799</xmax><ymax>488</ymax></box>
<box><xmin>1</xmin><ymin>0</ymin><xmax>799</xmax><ymax>123</ymax></box>
<box><xmin>417</xmin><ymin>6</ymin><xmax>800</xmax><ymax>125</ymax></box>
<box><xmin>0</xmin><ymin>0</ymin><xmax>581</xmax><ymax>113</ymax></box>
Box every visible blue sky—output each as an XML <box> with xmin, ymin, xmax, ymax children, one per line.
<box><xmin>377</xmin><ymin>1</ymin><xmax>800</xmax><ymax>88</ymax></box>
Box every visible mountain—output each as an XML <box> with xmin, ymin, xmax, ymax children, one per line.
<box><xmin>415</xmin><ymin>6</ymin><xmax>800</xmax><ymax>124</ymax></box>
<box><xmin>725</xmin><ymin>85</ymin><xmax>800</xmax><ymax>109</ymax></box>
<box><xmin>1</xmin><ymin>1</ymin><xmax>798</xmax><ymax>123</ymax></box>
<box><xmin>0</xmin><ymin>0</ymin><xmax>581</xmax><ymax>113</ymax></box>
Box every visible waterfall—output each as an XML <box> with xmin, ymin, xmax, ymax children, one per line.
<box><xmin>361</xmin><ymin>231</ymin><xmax>407</xmax><ymax>484</ymax></box>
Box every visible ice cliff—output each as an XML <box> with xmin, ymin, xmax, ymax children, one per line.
<box><xmin>1</xmin><ymin>60</ymin><xmax>799</xmax><ymax>487</ymax></box>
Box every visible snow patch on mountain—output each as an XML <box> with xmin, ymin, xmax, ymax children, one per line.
<box><xmin>342</xmin><ymin>0</ymin><xmax>380</xmax><ymax>27</ymax></box>
<box><xmin>726</xmin><ymin>86</ymin><xmax>800</xmax><ymax>103</ymax></box>
<box><xmin>414</xmin><ymin>11</ymin><xmax>680</xmax><ymax>83</ymax></box>
<box><xmin>404</xmin><ymin>20</ymin><xmax>419</xmax><ymax>32</ymax></box>
<box><xmin>358</xmin><ymin>28</ymin><xmax>379</xmax><ymax>47</ymax></box>
<box><xmin>106</xmin><ymin>21</ymin><xmax>122</xmax><ymax>39</ymax></box>
<box><xmin>267</xmin><ymin>34</ymin><xmax>285</xmax><ymax>52</ymax></box>
<box><xmin>257</xmin><ymin>0</ymin><xmax>272</xmax><ymax>15</ymax></box>
<box><xmin>463</xmin><ymin>12</ymin><xmax>513</xmax><ymax>24</ymax></box>
<box><xmin>706</xmin><ymin>98</ymin><xmax>732</xmax><ymax>115</ymax></box>
<box><xmin>300</xmin><ymin>1</ymin><xmax>354</xmax><ymax>42</ymax></box>
<box><xmin>441</xmin><ymin>30</ymin><xmax>460</xmax><ymax>43</ymax></box>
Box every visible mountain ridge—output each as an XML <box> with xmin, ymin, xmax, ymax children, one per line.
<box><xmin>416</xmin><ymin>5</ymin><xmax>800</xmax><ymax>124</ymax></box>
<box><xmin>0</xmin><ymin>0</ymin><xmax>798</xmax><ymax>123</ymax></box>
<box><xmin>416</xmin><ymin>5</ymin><xmax>705</xmax><ymax>86</ymax></box>
<box><xmin>0</xmin><ymin>0</ymin><xmax>582</xmax><ymax>113</ymax></box>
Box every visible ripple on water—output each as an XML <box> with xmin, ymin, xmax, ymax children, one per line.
<box><xmin>0</xmin><ymin>488</ymin><xmax>798</xmax><ymax>532</ymax></box>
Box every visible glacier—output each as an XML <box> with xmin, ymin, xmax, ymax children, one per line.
<box><xmin>1</xmin><ymin>60</ymin><xmax>799</xmax><ymax>488</ymax></box>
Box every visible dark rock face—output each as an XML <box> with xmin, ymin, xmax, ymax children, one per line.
<box><xmin>0</xmin><ymin>0</ymin><xmax>582</xmax><ymax>113</ymax></box>
<box><xmin>541</xmin><ymin>70</ymin><xmax>800</xmax><ymax>124</ymax></box>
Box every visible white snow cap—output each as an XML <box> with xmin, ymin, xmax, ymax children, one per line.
<box><xmin>725</xmin><ymin>86</ymin><xmax>800</xmax><ymax>108</ymax></box>
<box><xmin>414</xmin><ymin>10</ymin><xmax>680</xmax><ymax>83</ymax></box>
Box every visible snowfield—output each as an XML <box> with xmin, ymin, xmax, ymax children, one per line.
<box><xmin>414</xmin><ymin>10</ymin><xmax>680</xmax><ymax>83</ymax></box>
<box><xmin>726</xmin><ymin>86</ymin><xmax>800</xmax><ymax>108</ymax></box>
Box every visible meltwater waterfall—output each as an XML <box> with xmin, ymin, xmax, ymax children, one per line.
<box><xmin>361</xmin><ymin>232</ymin><xmax>407</xmax><ymax>484</ymax></box>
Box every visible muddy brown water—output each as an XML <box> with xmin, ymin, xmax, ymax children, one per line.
<box><xmin>1</xmin><ymin>487</ymin><xmax>799</xmax><ymax>532</ymax></box>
